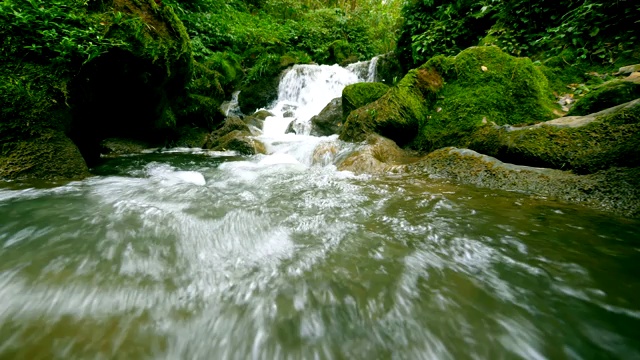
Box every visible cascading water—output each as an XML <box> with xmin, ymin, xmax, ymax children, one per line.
<box><xmin>262</xmin><ymin>64</ymin><xmax>363</xmax><ymax>137</ymax></box>
<box><xmin>1</xmin><ymin>59</ymin><xmax>639</xmax><ymax>359</ymax></box>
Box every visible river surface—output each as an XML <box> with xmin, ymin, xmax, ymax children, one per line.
<box><xmin>1</xmin><ymin>62</ymin><xmax>640</xmax><ymax>360</ymax></box>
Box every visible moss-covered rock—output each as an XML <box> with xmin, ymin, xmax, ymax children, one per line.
<box><xmin>204</xmin><ymin>130</ymin><xmax>265</xmax><ymax>155</ymax></box>
<box><xmin>413</xmin><ymin>46</ymin><xmax>559</xmax><ymax>152</ymax></box>
<box><xmin>467</xmin><ymin>99</ymin><xmax>640</xmax><ymax>174</ymax></box>
<box><xmin>100</xmin><ymin>138</ymin><xmax>152</xmax><ymax>156</ymax></box>
<box><xmin>405</xmin><ymin>147</ymin><xmax>640</xmax><ymax>218</ymax></box>
<box><xmin>342</xmin><ymin>82</ymin><xmax>390</xmax><ymax>119</ymax></box>
<box><xmin>0</xmin><ymin>131</ymin><xmax>89</xmax><ymax>180</ymax></box>
<box><xmin>567</xmin><ymin>78</ymin><xmax>640</xmax><ymax>116</ymax></box>
<box><xmin>202</xmin><ymin>116</ymin><xmax>265</xmax><ymax>155</ymax></box>
<box><xmin>310</xmin><ymin>98</ymin><xmax>344</xmax><ymax>136</ymax></box>
<box><xmin>238</xmin><ymin>75</ymin><xmax>281</xmax><ymax>115</ymax></box>
<box><xmin>339</xmin><ymin>67</ymin><xmax>442</xmax><ymax>145</ymax></box>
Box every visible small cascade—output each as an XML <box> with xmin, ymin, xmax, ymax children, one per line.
<box><xmin>250</xmin><ymin>57</ymin><xmax>382</xmax><ymax>167</ymax></box>
<box><xmin>262</xmin><ymin>64</ymin><xmax>362</xmax><ymax>136</ymax></box>
<box><xmin>220</xmin><ymin>91</ymin><xmax>241</xmax><ymax>117</ymax></box>
<box><xmin>346</xmin><ymin>55</ymin><xmax>379</xmax><ymax>83</ymax></box>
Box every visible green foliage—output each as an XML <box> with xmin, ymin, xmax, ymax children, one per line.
<box><xmin>398</xmin><ymin>0</ymin><xmax>640</xmax><ymax>68</ymax></box>
<box><xmin>0</xmin><ymin>0</ymin><xmax>127</xmax><ymax>69</ymax></box>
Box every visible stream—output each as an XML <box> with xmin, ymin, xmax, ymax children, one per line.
<box><xmin>1</xmin><ymin>60</ymin><xmax>639</xmax><ymax>360</ymax></box>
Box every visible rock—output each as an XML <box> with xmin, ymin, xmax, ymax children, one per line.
<box><xmin>467</xmin><ymin>99</ymin><xmax>640</xmax><ymax>174</ymax></box>
<box><xmin>100</xmin><ymin>138</ymin><xmax>152</xmax><ymax>156</ymax></box>
<box><xmin>238</xmin><ymin>75</ymin><xmax>281</xmax><ymax>114</ymax></box>
<box><xmin>205</xmin><ymin>130</ymin><xmax>266</xmax><ymax>155</ymax></box>
<box><xmin>285</xmin><ymin>121</ymin><xmax>296</xmax><ymax>134</ymax></box>
<box><xmin>250</xmin><ymin>110</ymin><xmax>275</xmax><ymax>121</ymax></box>
<box><xmin>614</xmin><ymin>64</ymin><xmax>640</xmax><ymax>76</ymax></box>
<box><xmin>242</xmin><ymin>110</ymin><xmax>273</xmax><ymax>134</ymax></box>
<box><xmin>212</xmin><ymin>116</ymin><xmax>250</xmax><ymax>137</ymax></box>
<box><xmin>340</xmin><ymin>67</ymin><xmax>441</xmax><ymax>146</ymax></box>
<box><xmin>310</xmin><ymin>98</ymin><xmax>344</xmax><ymax>136</ymax></box>
<box><xmin>337</xmin><ymin>134</ymin><xmax>420</xmax><ymax>174</ymax></box>
<box><xmin>412</xmin><ymin>46</ymin><xmax>558</xmax><ymax>152</ymax></box>
<box><xmin>342</xmin><ymin>82</ymin><xmax>390</xmax><ymax>120</ymax></box>
<box><xmin>406</xmin><ymin>147</ymin><xmax>640</xmax><ymax>218</ymax></box>
<box><xmin>567</xmin><ymin>78</ymin><xmax>640</xmax><ymax>116</ymax></box>
<box><xmin>0</xmin><ymin>131</ymin><xmax>89</xmax><ymax>180</ymax></box>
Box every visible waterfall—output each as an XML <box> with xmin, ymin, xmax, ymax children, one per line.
<box><xmin>253</xmin><ymin>57</ymin><xmax>380</xmax><ymax>166</ymax></box>
<box><xmin>261</xmin><ymin>64</ymin><xmax>362</xmax><ymax>136</ymax></box>
<box><xmin>346</xmin><ymin>55</ymin><xmax>379</xmax><ymax>83</ymax></box>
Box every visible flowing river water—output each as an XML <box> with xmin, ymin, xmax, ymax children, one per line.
<box><xmin>1</xmin><ymin>62</ymin><xmax>639</xmax><ymax>359</ymax></box>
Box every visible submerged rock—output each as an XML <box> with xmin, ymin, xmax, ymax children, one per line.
<box><xmin>406</xmin><ymin>147</ymin><xmax>640</xmax><ymax>218</ymax></box>
<box><xmin>467</xmin><ymin>98</ymin><xmax>640</xmax><ymax>174</ymax></box>
<box><xmin>310</xmin><ymin>98</ymin><xmax>344</xmax><ymax>136</ymax></box>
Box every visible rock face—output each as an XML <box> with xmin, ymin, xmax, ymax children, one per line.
<box><xmin>340</xmin><ymin>68</ymin><xmax>441</xmax><ymax>145</ymax></box>
<box><xmin>467</xmin><ymin>99</ymin><xmax>640</xmax><ymax>174</ymax></box>
<box><xmin>310</xmin><ymin>98</ymin><xmax>344</xmax><ymax>136</ymax></box>
<box><xmin>341</xmin><ymin>82</ymin><xmax>389</xmax><ymax>120</ymax></box>
<box><xmin>0</xmin><ymin>0</ymin><xmax>192</xmax><ymax>180</ymax></box>
<box><xmin>405</xmin><ymin>147</ymin><xmax>640</xmax><ymax>218</ymax></box>
<box><xmin>567</xmin><ymin>78</ymin><xmax>640</xmax><ymax>116</ymax></box>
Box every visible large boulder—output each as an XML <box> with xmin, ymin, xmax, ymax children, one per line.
<box><xmin>467</xmin><ymin>98</ymin><xmax>640</xmax><ymax>174</ymax></box>
<box><xmin>310</xmin><ymin>98</ymin><xmax>344</xmax><ymax>136</ymax></box>
<box><xmin>342</xmin><ymin>82</ymin><xmax>389</xmax><ymax>120</ymax></box>
<box><xmin>0</xmin><ymin>131</ymin><xmax>89</xmax><ymax>180</ymax></box>
<box><xmin>340</xmin><ymin>67</ymin><xmax>441</xmax><ymax>145</ymax></box>
<box><xmin>412</xmin><ymin>46</ymin><xmax>559</xmax><ymax>152</ymax></box>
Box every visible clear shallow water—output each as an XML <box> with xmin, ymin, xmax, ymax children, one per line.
<box><xmin>1</xmin><ymin>151</ymin><xmax>639</xmax><ymax>360</ymax></box>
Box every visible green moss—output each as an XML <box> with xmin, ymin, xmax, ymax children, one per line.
<box><xmin>568</xmin><ymin>80</ymin><xmax>640</xmax><ymax>116</ymax></box>
<box><xmin>413</xmin><ymin>46</ymin><xmax>559</xmax><ymax>152</ymax></box>
<box><xmin>342</xmin><ymin>82</ymin><xmax>390</xmax><ymax>120</ymax></box>
<box><xmin>467</xmin><ymin>99</ymin><xmax>640</xmax><ymax>174</ymax></box>
<box><xmin>340</xmin><ymin>68</ymin><xmax>440</xmax><ymax>146</ymax></box>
